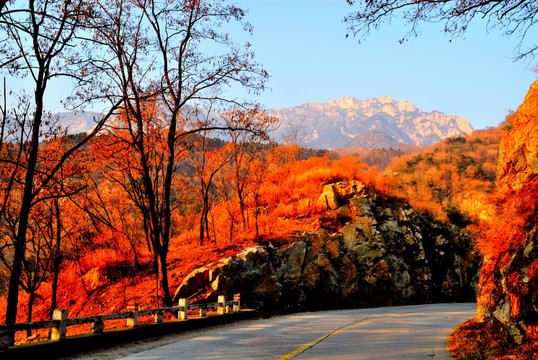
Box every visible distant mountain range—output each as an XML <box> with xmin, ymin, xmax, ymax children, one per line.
<box><xmin>56</xmin><ymin>96</ymin><xmax>474</xmax><ymax>150</ymax></box>
<box><xmin>56</xmin><ymin>111</ymin><xmax>99</xmax><ymax>134</ymax></box>
<box><xmin>269</xmin><ymin>96</ymin><xmax>474</xmax><ymax>149</ymax></box>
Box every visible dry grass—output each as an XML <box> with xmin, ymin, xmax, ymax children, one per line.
<box><xmin>448</xmin><ymin>319</ymin><xmax>538</xmax><ymax>359</ymax></box>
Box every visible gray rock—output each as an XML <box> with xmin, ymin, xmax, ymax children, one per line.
<box><xmin>175</xmin><ymin>180</ymin><xmax>479</xmax><ymax>311</ymax></box>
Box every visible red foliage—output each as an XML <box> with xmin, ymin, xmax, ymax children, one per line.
<box><xmin>476</xmin><ymin>178</ymin><xmax>538</xmax><ymax>258</ymax></box>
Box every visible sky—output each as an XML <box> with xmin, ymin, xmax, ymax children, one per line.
<box><xmin>227</xmin><ymin>0</ymin><xmax>537</xmax><ymax>130</ymax></box>
<box><xmin>17</xmin><ymin>1</ymin><xmax>537</xmax><ymax>131</ymax></box>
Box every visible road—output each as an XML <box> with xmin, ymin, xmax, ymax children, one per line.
<box><xmin>118</xmin><ymin>303</ymin><xmax>475</xmax><ymax>360</ymax></box>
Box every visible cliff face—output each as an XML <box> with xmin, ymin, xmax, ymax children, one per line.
<box><xmin>174</xmin><ymin>181</ymin><xmax>478</xmax><ymax>311</ymax></box>
<box><xmin>475</xmin><ymin>80</ymin><xmax>538</xmax><ymax>344</ymax></box>
<box><xmin>496</xmin><ymin>81</ymin><xmax>538</xmax><ymax>193</ymax></box>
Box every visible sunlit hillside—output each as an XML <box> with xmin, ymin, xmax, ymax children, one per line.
<box><xmin>384</xmin><ymin>124</ymin><xmax>509</xmax><ymax>224</ymax></box>
<box><xmin>0</xmin><ymin>122</ymin><xmax>507</xmax><ymax>343</ymax></box>
<box><xmin>448</xmin><ymin>82</ymin><xmax>538</xmax><ymax>360</ymax></box>
<box><xmin>0</xmin><ymin>147</ymin><xmax>386</xmax><ymax>343</ymax></box>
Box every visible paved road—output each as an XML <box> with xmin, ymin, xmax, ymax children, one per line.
<box><xmin>119</xmin><ymin>303</ymin><xmax>476</xmax><ymax>360</ymax></box>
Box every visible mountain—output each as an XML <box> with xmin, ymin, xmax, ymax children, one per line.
<box><xmin>56</xmin><ymin>111</ymin><xmax>100</xmax><ymax>134</ymax></box>
<box><xmin>270</xmin><ymin>96</ymin><xmax>474</xmax><ymax>149</ymax></box>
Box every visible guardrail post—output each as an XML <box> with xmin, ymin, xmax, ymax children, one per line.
<box><xmin>127</xmin><ymin>302</ymin><xmax>139</xmax><ymax>327</ymax></box>
<box><xmin>199</xmin><ymin>307</ymin><xmax>207</xmax><ymax>317</ymax></box>
<box><xmin>233</xmin><ymin>293</ymin><xmax>241</xmax><ymax>312</ymax></box>
<box><xmin>51</xmin><ymin>308</ymin><xmax>68</xmax><ymax>341</ymax></box>
<box><xmin>178</xmin><ymin>298</ymin><xmax>188</xmax><ymax>320</ymax></box>
<box><xmin>218</xmin><ymin>295</ymin><xmax>226</xmax><ymax>315</ymax></box>
<box><xmin>0</xmin><ymin>331</ymin><xmax>14</xmax><ymax>349</ymax></box>
<box><xmin>91</xmin><ymin>320</ymin><xmax>105</xmax><ymax>334</ymax></box>
<box><xmin>154</xmin><ymin>313</ymin><xmax>164</xmax><ymax>323</ymax></box>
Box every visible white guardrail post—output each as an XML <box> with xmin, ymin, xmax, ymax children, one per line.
<box><xmin>126</xmin><ymin>302</ymin><xmax>139</xmax><ymax>327</ymax></box>
<box><xmin>233</xmin><ymin>293</ymin><xmax>241</xmax><ymax>312</ymax></box>
<box><xmin>51</xmin><ymin>308</ymin><xmax>68</xmax><ymax>341</ymax></box>
<box><xmin>218</xmin><ymin>295</ymin><xmax>226</xmax><ymax>315</ymax></box>
<box><xmin>178</xmin><ymin>298</ymin><xmax>188</xmax><ymax>320</ymax></box>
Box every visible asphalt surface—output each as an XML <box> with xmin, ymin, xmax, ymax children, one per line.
<box><xmin>119</xmin><ymin>303</ymin><xmax>476</xmax><ymax>360</ymax></box>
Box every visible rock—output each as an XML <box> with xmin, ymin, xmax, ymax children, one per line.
<box><xmin>473</xmin><ymin>80</ymin><xmax>538</xmax><ymax>344</ymax></box>
<box><xmin>173</xmin><ymin>267</ymin><xmax>211</xmax><ymax>301</ymax></box>
<box><xmin>333</xmin><ymin>180</ymin><xmax>365</xmax><ymax>199</ymax></box>
<box><xmin>318</xmin><ymin>184</ymin><xmax>340</xmax><ymax>209</ymax></box>
<box><xmin>176</xmin><ymin>180</ymin><xmax>479</xmax><ymax>311</ymax></box>
<box><xmin>492</xmin><ymin>300</ymin><xmax>511</xmax><ymax>324</ymax></box>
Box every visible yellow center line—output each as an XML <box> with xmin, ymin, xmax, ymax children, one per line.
<box><xmin>278</xmin><ymin>313</ymin><xmax>414</xmax><ymax>360</ymax></box>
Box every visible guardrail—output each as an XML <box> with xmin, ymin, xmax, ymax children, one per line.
<box><xmin>0</xmin><ymin>293</ymin><xmax>241</xmax><ymax>349</ymax></box>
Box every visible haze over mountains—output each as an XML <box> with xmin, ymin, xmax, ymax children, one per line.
<box><xmin>270</xmin><ymin>96</ymin><xmax>474</xmax><ymax>149</ymax></box>
<box><xmin>57</xmin><ymin>96</ymin><xmax>474</xmax><ymax>150</ymax></box>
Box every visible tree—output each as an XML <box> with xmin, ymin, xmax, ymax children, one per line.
<box><xmin>88</xmin><ymin>0</ymin><xmax>269</xmax><ymax>307</ymax></box>
<box><xmin>345</xmin><ymin>0</ymin><xmax>538</xmax><ymax>59</ymax></box>
<box><xmin>186</xmin><ymin>132</ymin><xmax>231</xmax><ymax>244</ymax></box>
<box><xmin>223</xmin><ymin>109</ymin><xmax>275</xmax><ymax>230</ymax></box>
<box><xmin>0</xmin><ymin>0</ymin><xmax>120</xmax><ymax>326</ymax></box>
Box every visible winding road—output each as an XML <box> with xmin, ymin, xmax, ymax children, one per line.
<box><xmin>117</xmin><ymin>303</ymin><xmax>475</xmax><ymax>360</ymax></box>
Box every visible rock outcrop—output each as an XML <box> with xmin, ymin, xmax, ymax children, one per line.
<box><xmin>174</xmin><ymin>180</ymin><xmax>478</xmax><ymax>311</ymax></box>
<box><xmin>497</xmin><ymin>81</ymin><xmax>538</xmax><ymax>193</ymax></box>
<box><xmin>475</xmin><ymin>80</ymin><xmax>538</xmax><ymax>344</ymax></box>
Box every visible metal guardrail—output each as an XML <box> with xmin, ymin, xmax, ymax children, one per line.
<box><xmin>0</xmin><ymin>293</ymin><xmax>241</xmax><ymax>349</ymax></box>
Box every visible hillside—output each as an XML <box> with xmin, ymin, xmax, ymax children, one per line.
<box><xmin>0</xmin><ymin>153</ymin><xmax>478</xmax><ymax>345</ymax></box>
<box><xmin>384</xmin><ymin>124</ymin><xmax>509</xmax><ymax>223</ymax></box>
<box><xmin>270</xmin><ymin>96</ymin><xmax>474</xmax><ymax>149</ymax></box>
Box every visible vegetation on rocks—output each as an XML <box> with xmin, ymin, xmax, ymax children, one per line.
<box><xmin>448</xmin><ymin>81</ymin><xmax>538</xmax><ymax>359</ymax></box>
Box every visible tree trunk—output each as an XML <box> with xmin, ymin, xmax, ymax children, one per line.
<box><xmin>50</xmin><ymin>199</ymin><xmax>61</xmax><ymax>319</ymax></box>
<box><xmin>26</xmin><ymin>290</ymin><xmax>36</xmax><ymax>337</ymax></box>
<box><xmin>5</xmin><ymin>86</ymin><xmax>45</xmax><ymax>325</ymax></box>
<box><xmin>157</xmin><ymin>247</ymin><xmax>171</xmax><ymax>307</ymax></box>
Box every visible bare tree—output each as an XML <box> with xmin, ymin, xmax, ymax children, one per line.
<box><xmin>345</xmin><ymin>0</ymin><xmax>538</xmax><ymax>59</ymax></box>
<box><xmin>0</xmin><ymin>0</ymin><xmax>120</xmax><ymax>326</ymax></box>
<box><xmin>87</xmin><ymin>0</ymin><xmax>269</xmax><ymax>306</ymax></box>
<box><xmin>223</xmin><ymin>108</ymin><xmax>276</xmax><ymax>229</ymax></box>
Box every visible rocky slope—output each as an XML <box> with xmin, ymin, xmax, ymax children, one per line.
<box><xmin>174</xmin><ymin>181</ymin><xmax>479</xmax><ymax>311</ymax></box>
<box><xmin>270</xmin><ymin>96</ymin><xmax>474</xmax><ymax>149</ymax></box>
<box><xmin>474</xmin><ymin>81</ymin><xmax>538</xmax><ymax>345</ymax></box>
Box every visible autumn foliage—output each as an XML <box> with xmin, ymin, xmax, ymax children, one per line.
<box><xmin>448</xmin><ymin>82</ymin><xmax>538</xmax><ymax>359</ymax></box>
<box><xmin>0</xmin><ymin>138</ymin><xmax>387</xmax><ymax>343</ymax></box>
<box><xmin>384</xmin><ymin>124</ymin><xmax>508</xmax><ymax>224</ymax></box>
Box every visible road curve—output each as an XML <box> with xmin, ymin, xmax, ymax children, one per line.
<box><xmin>119</xmin><ymin>303</ymin><xmax>476</xmax><ymax>360</ymax></box>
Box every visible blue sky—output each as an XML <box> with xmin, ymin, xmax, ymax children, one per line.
<box><xmin>230</xmin><ymin>0</ymin><xmax>537</xmax><ymax>130</ymax></box>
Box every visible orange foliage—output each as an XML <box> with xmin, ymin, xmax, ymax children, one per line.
<box><xmin>384</xmin><ymin>124</ymin><xmax>508</xmax><ymax>223</ymax></box>
<box><xmin>475</xmin><ymin>178</ymin><xmax>538</xmax><ymax>258</ymax></box>
<box><xmin>0</xmin><ymin>129</ymin><xmax>500</xmax><ymax>346</ymax></box>
<box><xmin>448</xmin><ymin>319</ymin><xmax>538</xmax><ymax>359</ymax></box>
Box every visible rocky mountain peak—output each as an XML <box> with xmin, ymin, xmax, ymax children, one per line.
<box><xmin>270</xmin><ymin>96</ymin><xmax>473</xmax><ymax>149</ymax></box>
<box><xmin>327</xmin><ymin>96</ymin><xmax>361</xmax><ymax>109</ymax></box>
